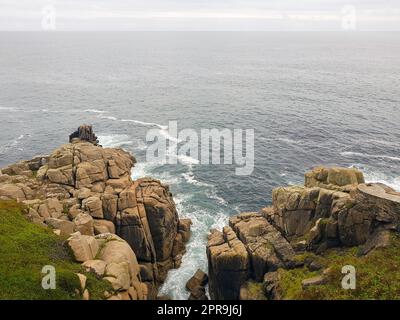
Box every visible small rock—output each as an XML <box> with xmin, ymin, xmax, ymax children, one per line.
<box><xmin>186</xmin><ymin>269</ymin><xmax>208</xmax><ymax>292</ymax></box>
<box><xmin>76</xmin><ymin>273</ymin><xmax>87</xmax><ymax>291</ymax></box>
<box><xmin>73</xmin><ymin>213</ymin><xmax>94</xmax><ymax>236</ymax></box>
<box><xmin>67</xmin><ymin>232</ymin><xmax>99</xmax><ymax>262</ymax></box>
<box><xmin>93</xmin><ymin>219</ymin><xmax>115</xmax><ymax>235</ymax></box>
<box><xmin>188</xmin><ymin>286</ymin><xmax>208</xmax><ymax>300</ymax></box>
<box><xmin>82</xmin><ymin>289</ymin><xmax>90</xmax><ymax>300</ymax></box>
<box><xmin>308</xmin><ymin>260</ymin><xmax>324</xmax><ymax>271</ymax></box>
<box><xmin>301</xmin><ymin>275</ymin><xmax>327</xmax><ymax>288</ymax></box>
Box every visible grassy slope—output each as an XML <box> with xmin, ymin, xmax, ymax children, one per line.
<box><xmin>279</xmin><ymin>234</ymin><xmax>400</xmax><ymax>300</ymax></box>
<box><xmin>0</xmin><ymin>200</ymin><xmax>110</xmax><ymax>300</ymax></box>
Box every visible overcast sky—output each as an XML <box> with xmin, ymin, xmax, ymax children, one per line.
<box><xmin>1</xmin><ymin>0</ymin><xmax>399</xmax><ymax>31</ymax></box>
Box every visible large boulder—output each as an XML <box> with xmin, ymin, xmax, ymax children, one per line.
<box><xmin>271</xmin><ymin>186</ymin><xmax>320</xmax><ymax>238</ymax></box>
<box><xmin>305</xmin><ymin>166</ymin><xmax>364</xmax><ymax>191</ymax></box>
<box><xmin>0</xmin><ymin>184</ymin><xmax>26</xmax><ymax>201</ymax></box>
<box><xmin>336</xmin><ymin>183</ymin><xmax>400</xmax><ymax>247</ymax></box>
<box><xmin>67</xmin><ymin>232</ymin><xmax>99</xmax><ymax>262</ymax></box>
<box><xmin>95</xmin><ymin>233</ymin><xmax>142</xmax><ymax>288</ymax></box>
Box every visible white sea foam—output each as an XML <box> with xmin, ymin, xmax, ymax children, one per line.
<box><xmin>97</xmin><ymin>134</ymin><xmax>133</xmax><ymax>148</ymax></box>
<box><xmin>182</xmin><ymin>170</ymin><xmax>209</xmax><ymax>187</ymax></box>
<box><xmin>0</xmin><ymin>106</ymin><xmax>17</xmax><ymax>112</ymax></box>
<box><xmin>364</xmin><ymin>171</ymin><xmax>400</xmax><ymax>191</ymax></box>
<box><xmin>98</xmin><ymin>114</ymin><xmax>118</xmax><ymax>121</ymax></box>
<box><xmin>84</xmin><ymin>109</ymin><xmax>106</xmax><ymax>114</ymax></box>
<box><xmin>350</xmin><ymin>164</ymin><xmax>400</xmax><ymax>192</ymax></box>
<box><xmin>0</xmin><ymin>134</ymin><xmax>25</xmax><ymax>154</ymax></box>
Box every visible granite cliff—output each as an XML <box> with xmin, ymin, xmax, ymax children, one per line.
<box><xmin>1</xmin><ymin>125</ymin><xmax>399</xmax><ymax>300</ymax></box>
<box><xmin>207</xmin><ymin>167</ymin><xmax>400</xmax><ymax>300</ymax></box>
<box><xmin>0</xmin><ymin>125</ymin><xmax>191</xmax><ymax>300</ymax></box>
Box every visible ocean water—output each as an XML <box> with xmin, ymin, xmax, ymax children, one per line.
<box><xmin>1</xmin><ymin>32</ymin><xmax>400</xmax><ymax>299</ymax></box>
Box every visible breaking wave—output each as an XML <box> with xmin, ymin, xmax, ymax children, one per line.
<box><xmin>99</xmin><ymin>130</ymin><xmax>231</xmax><ymax>300</ymax></box>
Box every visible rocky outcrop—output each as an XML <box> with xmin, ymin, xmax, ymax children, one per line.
<box><xmin>207</xmin><ymin>166</ymin><xmax>400</xmax><ymax>300</ymax></box>
<box><xmin>69</xmin><ymin>124</ymin><xmax>99</xmax><ymax>145</ymax></box>
<box><xmin>0</xmin><ymin>125</ymin><xmax>191</xmax><ymax>300</ymax></box>
<box><xmin>207</xmin><ymin>227</ymin><xmax>249</xmax><ymax>300</ymax></box>
<box><xmin>305</xmin><ymin>166</ymin><xmax>364</xmax><ymax>192</ymax></box>
<box><xmin>229</xmin><ymin>212</ymin><xmax>296</xmax><ymax>281</ymax></box>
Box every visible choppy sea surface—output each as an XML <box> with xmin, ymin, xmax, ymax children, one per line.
<box><xmin>1</xmin><ymin>32</ymin><xmax>400</xmax><ymax>299</ymax></box>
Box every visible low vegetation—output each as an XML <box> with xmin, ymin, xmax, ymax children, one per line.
<box><xmin>0</xmin><ymin>200</ymin><xmax>110</xmax><ymax>300</ymax></box>
<box><xmin>279</xmin><ymin>234</ymin><xmax>400</xmax><ymax>300</ymax></box>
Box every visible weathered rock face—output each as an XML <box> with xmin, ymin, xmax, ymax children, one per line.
<box><xmin>0</xmin><ymin>126</ymin><xmax>191</xmax><ymax>300</ymax></box>
<box><xmin>114</xmin><ymin>178</ymin><xmax>186</xmax><ymax>284</ymax></box>
<box><xmin>268</xmin><ymin>168</ymin><xmax>400</xmax><ymax>251</ymax></box>
<box><xmin>207</xmin><ymin>227</ymin><xmax>249</xmax><ymax>300</ymax></box>
<box><xmin>229</xmin><ymin>212</ymin><xmax>295</xmax><ymax>281</ymax></box>
<box><xmin>207</xmin><ymin>211</ymin><xmax>296</xmax><ymax>300</ymax></box>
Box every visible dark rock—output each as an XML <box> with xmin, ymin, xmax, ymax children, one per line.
<box><xmin>357</xmin><ymin>229</ymin><xmax>391</xmax><ymax>256</ymax></box>
<box><xmin>308</xmin><ymin>260</ymin><xmax>323</xmax><ymax>271</ymax></box>
<box><xmin>69</xmin><ymin>124</ymin><xmax>98</xmax><ymax>144</ymax></box>
<box><xmin>188</xmin><ymin>286</ymin><xmax>208</xmax><ymax>300</ymax></box>
<box><xmin>262</xmin><ymin>272</ymin><xmax>281</xmax><ymax>300</ymax></box>
<box><xmin>186</xmin><ymin>269</ymin><xmax>208</xmax><ymax>292</ymax></box>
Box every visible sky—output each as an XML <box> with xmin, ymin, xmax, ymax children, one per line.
<box><xmin>0</xmin><ymin>0</ymin><xmax>400</xmax><ymax>31</ymax></box>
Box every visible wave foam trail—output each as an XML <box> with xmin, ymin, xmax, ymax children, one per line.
<box><xmin>121</xmin><ymin>119</ymin><xmax>168</xmax><ymax>130</ymax></box>
<box><xmin>97</xmin><ymin>134</ymin><xmax>133</xmax><ymax>148</ymax></box>
<box><xmin>341</xmin><ymin>151</ymin><xmax>400</xmax><ymax>162</ymax></box>
<box><xmin>98</xmin><ymin>114</ymin><xmax>117</xmax><ymax>121</ymax></box>
<box><xmin>84</xmin><ymin>109</ymin><xmax>106</xmax><ymax>114</ymax></box>
<box><xmin>0</xmin><ymin>106</ymin><xmax>17</xmax><ymax>111</ymax></box>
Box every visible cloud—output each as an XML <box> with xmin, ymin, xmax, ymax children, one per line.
<box><xmin>0</xmin><ymin>0</ymin><xmax>399</xmax><ymax>30</ymax></box>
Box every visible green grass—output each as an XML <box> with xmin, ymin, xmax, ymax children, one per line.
<box><xmin>0</xmin><ymin>200</ymin><xmax>111</xmax><ymax>300</ymax></box>
<box><xmin>244</xmin><ymin>281</ymin><xmax>267</xmax><ymax>300</ymax></box>
<box><xmin>278</xmin><ymin>234</ymin><xmax>400</xmax><ymax>300</ymax></box>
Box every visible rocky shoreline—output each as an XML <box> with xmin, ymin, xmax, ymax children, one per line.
<box><xmin>1</xmin><ymin>125</ymin><xmax>400</xmax><ymax>300</ymax></box>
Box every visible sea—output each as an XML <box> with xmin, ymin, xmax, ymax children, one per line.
<box><xmin>0</xmin><ymin>31</ymin><xmax>399</xmax><ymax>299</ymax></box>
